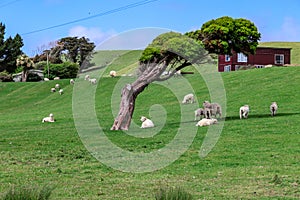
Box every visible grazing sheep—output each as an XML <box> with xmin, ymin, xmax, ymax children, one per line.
<box><xmin>55</xmin><ymin>83</ymin><xmax>60</xmax><ymax>89</ymax></box>
<box><xmin>51</xmin><ymin>88</ymin><xmax>56</xmax><ymax>92</ymax></box>
<box><xmin>70</xmin><ymin>79</ymin><xmax>75</xmax><ymax>85</ymax></box>
<box><xmin>196</xmin><ymin>118</ymin><xmax>218</xmax><ymax>127</ymax></box>
<box><xmin>203</xmin><ymin>107</ymin><xmax>211</xmax><ymax>119</ymax></box>
<box><xmin>84</xmin><ymin>74</ymin><xmax>90</xmax><ymax>80</ymax></box>
<box><xmin>194</xmin><ymin>108</ymin><xmax>204</xmax><ymax>121</ymax></box>
<box><xmin>109</xmin><ymin>70</ymin><xmax>117</xmax><ymax>77</ymax></box>
<box><xmin>53</xmin><ymin>77</ymin><xmax>60</xmax><ymax>80</ymax></box>
<box><xmin>203</xmin><ymin>101</ymin><xmax>222</xmax><ymax>118</ymax></box>
<box><xmin>89</xmin><ymin>78</ymin><xmax>97</xmax><ymax>84</ymax></box>
<box><xmin>140</xmin><ymin>116</ymin><xmax>154</xmax><ymax>128</ymax></box>
<box><xmin>59</xmin><ymin>89</ymin><xmax>63</xmax><ymax>95</ymax></box>
<box><xmin>240</xmin><ymin>105</ymin><xmax>250</xmax><ymax>119</ymax></box>
<box><xmin>42</xmin><ymin>113</ymin><xmax>55</xmax><ymax>123</ymax></box>
<box><xmin>44</xmin><ymin>78</ymin><xmax>49</xmax><ymax>81</ymax></box>
<box><xmin>270</xmin><ymin>102</ymin><xmax>278</xmax><ymax>116</ymax></box>
<box><xmin>182</xmin><ymin>93</ymin><xmax>195</xmax><ymax>104</ymax></box>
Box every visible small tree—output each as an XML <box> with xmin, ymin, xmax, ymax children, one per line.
<box><xmin>111</xmin><ymin>32</ymin><xmax>208</xmax><ymax>130</ymax></box>
<box><xmin>16</xmin><ymin>54</ymin><xmax>34</xmax><ymax>82</ymax></box>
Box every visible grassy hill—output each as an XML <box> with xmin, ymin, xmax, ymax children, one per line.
<box><xmin>0</xmin><ymin>65</ymin><xmax>299</xmax><ymax>199</ymax></box>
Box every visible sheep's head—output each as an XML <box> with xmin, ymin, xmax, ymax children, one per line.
<box><xmin>49</xmin><ymin>113</ymin><xmax>54</xmax><ymax>117</ymax></box>
<box><xmin>140</xmin><ymin>116</ymin><xmax>147</xmax><ymax>122</ymax></box>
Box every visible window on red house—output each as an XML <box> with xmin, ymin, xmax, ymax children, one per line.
<box><xmin>275</xmin><ymin>54</ymin><xmax>284</xmax><ymax>64</ymax></box>
<box><xmin>237</xmin><ymin>53</ymin><xmax>247</xmax><ymax>62</ymax></box>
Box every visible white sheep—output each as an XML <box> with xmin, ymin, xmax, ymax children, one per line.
<box><xmin>196</xmin><ymin>118</ymin><xmax>218</xmax><ymax>127</ymax></box>
<box><xmin>42</xmin><ymin>113</ymin><xmax>55</xmax><ymax>123</ymax></box>
<box><xmin>70</xmin><ymin>79</ymin><xmax>75</xmax><ymax>85</ymax></box>
<box><xmin>55</xmin><ymin>83</ymin><xmax>60</xmax><ymax>89</ymax></box>
<box><xmin>59</xmin><ymin>89</ymin><xmax>63</xmax><ymax>95</ymax></box>
<box><xmin>203</xmin><ymin>101</ymin><xmax>222</xmax><ymax>118</ymax></box>
<box><xmin>240</xmin><ymin>105</ymin><xmax>250</xmax><ymax>119</ymax></box>
<box><xmin>140</xmin><ymin>116</ymin><xmax>154</xmax><ymax>128</ymax></box>
<box><xmin>182</xmin><ymin>93</ymin><xmax>195</xmax><ymax>104</ymax></box>
<box><xmin>270</xmin><ymin>102</ymin><xmax>278</xmax><ymax>116</ymax></box>
<box><xmin>53</xmin><ymin>77</ymin><xmax>60</xmax><ymax>80</ymax></box>
<box><xmin>89</xmin><ymin>78</ymin><xmax>97</xmax><ymax>84</ymax></box>
<box><xmin>51</xmin><ymin>88</ymin><xmax>56</xmax><ymax>92</ymax></box>
<box><xmin>44</xmin><ymin>78</ymin><xmax>49</xmax><ymax>81</ymax></box>
<box><xmin>109</xmin><ymin>70</ymin><xmax>117</xmax><ymax>77</ymax></box>
<box><xmin>194</xmin><ymin>108</ymin><xmax>205</xmax><ymax>121</ymax></box>
<box><xmin>84</xmin><ymin>74</ymin><xmax>90</xmax><ymax>80</ymax></box>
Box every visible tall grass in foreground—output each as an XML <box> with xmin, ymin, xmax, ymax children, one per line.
<box><xmin>155</xmin><ymin>186</ymin><xmax>193</xmax><ymax>200</ymax></box>
<box><xmin>1</xmin><ymin>185</ymin><xmax>54</xmax><ymax>200</ymax></box>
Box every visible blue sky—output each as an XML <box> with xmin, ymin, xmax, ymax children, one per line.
<box><xmin>1</xmin><ymin>0</ymin><xmax>300</xmax><ymax>56</ymax></box>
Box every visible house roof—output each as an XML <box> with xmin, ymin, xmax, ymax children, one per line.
<box><xmin>257</xmin><ymin>46</ymin><xmax>292</xmax><ymax>50</ymax></box>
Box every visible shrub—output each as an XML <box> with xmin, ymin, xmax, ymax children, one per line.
<box><xmin>155</xmin><ymin>186</ymin><xmax>193</xmax><ymax>200</ymax></box>
<box><xmin>44</xmin><ymin>62</ymin><xmax>79</xmax><ymax>79</ymax></box>
<box><xmin>34</xmin><ymin>61</ymin><xmax>48</xmax><ymax>70</ymax></box>
<box><xmin>0</xmin><ymin>70</ymin><xmax>13</xmax><ymax>82</ymax></box>
<box><xmin>1</xmin><ymin>184</ymin><xmax>55</xmax><ymax>200</ymax></box>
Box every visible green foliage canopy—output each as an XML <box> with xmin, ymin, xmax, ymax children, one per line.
<box><xmin>187</xmin><ymin>16</ymin><xmax>261</xmax><ymax>55</ymax></box>
<box><xmin>0</xmin><ymin>22</ymin><xmax>23</xmax><ymax>73</ymax></box>
<box><xmin>138</xmin><ymin>31</ymin><xmax>208</xmax><ymax>78</ymax></box>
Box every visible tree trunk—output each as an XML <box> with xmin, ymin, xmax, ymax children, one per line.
<box><xmin>111</xmin><ymin>80</ymin><xmax>148</xmax><ymax>130</ymax></box>
<box><xmin>21</xmin><ymin>70</ymin><xmax>28</xmax><ymax>82</ymax></box>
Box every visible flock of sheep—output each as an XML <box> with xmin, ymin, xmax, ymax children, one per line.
<box><xmin>41</xmin><ymin>71</ymin><xmax>278</xmax><ymax>129</ymax></box>
<box><xmin>42</xmin><ymin>70</ymin><xmax>117</xmax><ymax>123</ymax></box>
<box><xmin>141</xmin><ymin>93</ymin><xmax>279</xmax><ymax>128</ymax></box>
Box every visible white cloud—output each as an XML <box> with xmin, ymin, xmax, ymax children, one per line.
<box><xmin>68</xmin><ymin>26</ymin><xmax>117</xmax><ymax>46</ymax></box>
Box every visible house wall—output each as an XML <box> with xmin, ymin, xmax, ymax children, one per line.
<box><xmin>218</xmin><ymin>47</ymin><xmax>291</xmax><ymax>72</ymax></box>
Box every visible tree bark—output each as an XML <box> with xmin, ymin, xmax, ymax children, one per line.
<box><xmin>111</xmin><ymin>81</ymin><xmax>148</xmax><ymax>130</ymax></box>
<box><xmin>21</xmin><ymin>70</ymin><xmax>28</xmax><ymax>82</ymax></box>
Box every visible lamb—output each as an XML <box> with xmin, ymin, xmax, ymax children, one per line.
<box><xmin>44</xmin><ymin>78</ymin><xmax>49</xmax><ymax>81</ymax></box>
<box><xmin>70</xmin><ymin>79</ymin><xmax>75</xmax><ymax>85</ymax></box>
<box><xmin>270</xmin><ymin>102</ymin><xmax>278</xmax><ymax>116</ymax></box>
<box><xmin>89</xmin><ymin>78</ymin><xmax>97</xmax><ymax>84</ymax></box>
<box><xmin>194</xmin><ymin>108</ymin><xmax>204</xmax><ymax>121</ymax></box>
<box><xmin>53</xmin><ymin>77</ymin><xmax>60</xmax><ymax>80</ymax></box>
<box><xmin>42</xmin><ymin>113</ymin><xmax>55</xmax><ymax>123</ymax></box>
<box><xmin>84</xmin><ymin>74</ymin><xmax>90</xmax><ymax>80</ymax></box>
<box><xmin>59</xmin><ymin>89</ymin><xmax>63</xmax><ymax>95</ymax></box>
<box><xmin>51</xmin><ymin>88</ymin><xmax>56</xmax><ymax>92</ymax></box>
<box><xmin>182</xmin><ymin>93</ymin><xmax>195</xmax><ymax>104</ymax></box>
<box><xmin>109</xmin><ymin>70</ymin><xmax>117</xmax><ymax>77</ymax></box>
<box><xmin>239</xmin><ymin>105</ymin><xmax>250</xmax><ymax>119</ymax></box>
<box><xmin>55</xmin><ymin>83</ymin><xmax>60</xmax><ymax>89</ymax></box>
<box><xmin>203</xmin><ymin>101</ymin><xmax>222</xmax><ymax>118</ymax></box>
<box><xmin>140</xmin><ymin>116</ymin><xmax>154</xmax><ymax>128</ymax></box>
<box><xmin>196</xmin><ymin>118</ymin><xmax>218</xmax><ymax>127</ymax></box>
<box><xmin>194</xmin><ymin>108</ymin><xmax>210</xmax><ymax>121</ymax></box>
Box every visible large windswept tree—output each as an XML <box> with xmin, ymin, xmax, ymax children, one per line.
<box><xmin>187</xmin><ymin>16</ymin><xmax>261</xmax><ymax>55</ymax></box>
<box><xmin>111</xmin><ymin>32</ymin><xmax>209</xmax><ymax>130</ymax></box>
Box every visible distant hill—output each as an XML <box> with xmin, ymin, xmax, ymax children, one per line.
<box><xmin>259</xmin><ymin>42</ymin><xmax>300</xmax><ymax>65</ymax></box>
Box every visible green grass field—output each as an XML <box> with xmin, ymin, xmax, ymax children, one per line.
<box><xmin>0</xmin><ymin>63</ymin><xmax>300</xmax><ymax>199</ymax></box>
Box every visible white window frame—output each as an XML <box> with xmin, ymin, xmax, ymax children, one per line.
<box><xmin>224</xmin><ymin>65</ymin><xmax>231</xmax><ymax>72</ymax></box>
<box><xmin>237</xmin><ymin>53</ymin><xmax>248</xmax><ymax>62</ymax></box>
<box><xmin>275</xmin><ymin>54</ymin><xmax>284</xmax><ymax>64</ymax></box>
<box><xmin>225</xmin><ymin>55</ymin><xmax>230</xmax><ymax>62</ymax></box>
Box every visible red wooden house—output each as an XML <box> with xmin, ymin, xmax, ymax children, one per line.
<box><xmin>218</xmin><ymin>47</ymin><xmax>291</xmax><ymax>72</ymax></box>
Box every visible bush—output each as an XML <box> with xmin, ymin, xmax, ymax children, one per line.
<box><xmin>155</xmin><ymin>186</ymin><xmax>193</xmax><ymax>200</ymax></box>
<box><xmin>44</xmin><ymin>62</ymin><xmax>79</xmax><ymax>79</ymax></box>
<box><xmin>34</xmin><ymin>61</ymin><xmax>48</xmax><ymax>70</ymax></box>
<box><xmin>0</xmin><ymin>70</ymin><xmax>13</xmax><ymax>82</ymax></box>
<box><xmin>1</xmin><ymin>185</ymin><xmax>55</xmax><ymax>200</ymax></box>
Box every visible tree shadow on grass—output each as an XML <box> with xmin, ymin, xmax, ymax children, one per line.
<box><xmin>224</xmin><ymin>112</ymin><xmax>300</xmax><ymax>121</ymax></box>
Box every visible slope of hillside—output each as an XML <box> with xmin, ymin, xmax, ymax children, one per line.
<box><xmin>0</xmin><ymin>67</ymin><xmax>299</xmax><ymax>199</ymax></box>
